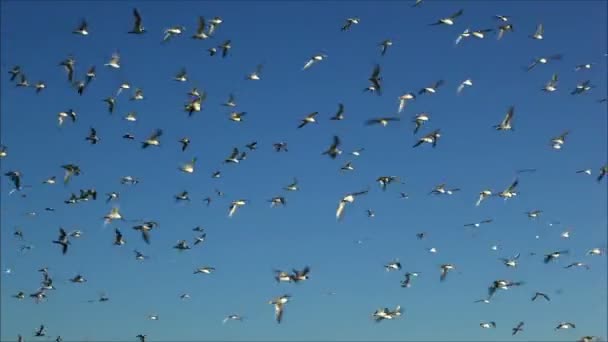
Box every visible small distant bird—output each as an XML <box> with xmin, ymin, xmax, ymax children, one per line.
<box><xmin>544</xmin><ymin>250</ymin><xmax>568</xmax><ymax>263</ymax></box>
<box><xmin>136</xmin><ymin>334</ymin><xmax>147</xmax><ymax>342</ymax></box>
<box><xmin>365</xmin><ymin>64</ymin><xmax>382</xmax><ymax>95</ymax></box>
<box><xmin>298</xmin><ymin>112</ymin><xmax>319</xmax><ymax>128</ymax></box>
<box><xmin>284</xmin><ymin>178</ymin><xmax>299</xmax><ymax>191</ymax></box>
<box><xmin>323</xmin><ymin>135</ymin><xmax>342</xmax><ymax>159</ymax></box>
<box><xmin>193</xmin><ymin>266</ymin><xmax>215</xmax><ymax>275</ymax></box>
<box><xmin>564</xmin><ymin>262</ymin><xmax>590</xmax><ymax>270</ymax></box>
<box><xmin>398</xmin><ymin>92</ymin><xmax>416</xmax><ymax>113</ymax></box>
<box><xmin>440</xmin><ymin>264</ymin><xmax>455</xmax><ymax>282</ymax></box>
<box><xmin>341</xmin><ymin>17</ymin><xmax>360</xmax><ymax>31</ymax></box>
<box><xmin>192</xmin><ymin>16</ymin><xmax>209</xmax><ymax>39</ymax></box>
<box><xmin>163</xmin><ymin>25</ymin><xmax>185</xmax><ymax>42</ymax></box>
<box><xmin>35</xmin><ymin>324</ymin><xmax>46</xmax><ymax>337</ymax></box>
<box><xmin>52</xmin><ymin>228</ymin><xmax>70</xmax><ymax>255</ymax></box>
<box><xmin>379</xmin><ymin>39</ymin><xmax>393</xmax><ymax>56</ymax></box>
<box><xmin>464</xmin><ymin>219</ymin><xmax>493</xmax><ymax>228</ymax></box>
<box><xmin>179</xmin><ymin>158</ymin><xmax>197</xmax><ymax>174</ymax></box>
<box><xmin>498</xmin><ymin>179</ymin><xmax>519</xmax><ymax>200</ymax></box>
<box><xmin>542</xmin><ymin>73</ymin><xmax>559</xmax><ymax>92</ymax></box>
<box><xmin>269</xmin><ymin>196</ymin><xmax>287</xmax><ymax>208</ymax></box>
<box><xmin>500</xmin><ymin>253</ymin><xmax>520</xmax><ymax>268</ymax></box>
<box><xmin>497</xmin><ymin>23</ymin><xmax>514</xmax><ymax>40</ymax></box>
<box><xmin>377</xmin><ymin>176</ymin><xmax>401</xmax><ymax>191</ymax></box>
<box><xmin>476</xmin><ymin>189</ymin><xmax>493</xmax><ymax>206</ymax></box>
<box><xmin>142</xmin><ymin>129</ymin><xmax>163</xmax><ymax>148</ymax></box>
<box><xmin>194</xmin><ymin>233</ymin><xmax>206</xmax><ymax>246</ymax></box>
<box><xmin>430</xmin><ymin>9</ymin><xmax>464</xmax><ymax>26</ymax></box>
<box><xmin>302</xmin><ymin>53</ymin><xmax>327</xmax><ymax>70</ymax></box>
<box><xmin>571</xmin><ymin>80</ymin><xmax>594</xmax><ymax>95</ymax></box>
<box><xmin>59</xmin><ymin>55</ymin><xmax>76</xmax><ymax>82</ymax></box>
<box><xmin>131</xmin><ymin>88</ymin><xmax>144</xmax><ymax>100</ymax></box>
<box><xmin>527</xmin><ymin>55</ymin><xmax>562</xmax><ymax>71</ymax></box>
<box><xmin>430</xmin><ymin>184</ymin><xmax>460</xmax><ymax>195</ymax></box>
<box><xmin>103</xmin><ymin>97</ymin><xmax>116</xmax><ymax>113</ymax></box>
<box><xmin>292</xmin><ymin>267</ymin><xmax>311</xmax><ymax>282</ymax></box>
<box><xmin>480</xmin><ymin>322</ymin><xmax>496</xmax><ymax>329</ymax></box>
<box><xmin>587</xmin><ymin>247</ymin><xmax>604</xmax><ymax>256</ymax></box>
<box><xmin>413</xmin><ymin>129</ymin><xmax>441</xmax><ymax>148</ymax></box>
<box><xmin>384</xmin><ymin>259</ymin><xmax>401</xmax><ymax>272</ymax></box>
<box><xmin>457</xmin><ymin>79</ymin><xmax>473</xmax><ymax>94</ymax></box>
<box><xmin>223</xmin><ymin>315</ymin><xmax>244</xmax><ymax>324</ymax></box>
<box><xmin>222</xmin><ymin>93</ymin><xmax>237</xmax><ymax>108</ymax></box>
<box><xmin>365</xmin><ymin>117</ymin><xmax>400</xmax><ymax>127</ymax></box>
<box><xmin>495</xmin><ymin>106</ymin><xmax>515</xmax><ymax>131</ymax></box>
<box><xmin>34</xmin><ymin>81</ymin><xmax>46</xmax><ymax>93</ymax></box>
<box><xmin>246</xmin><ymin>64</ymin><xmax>263</xmax><ymax>80</ymax></box>
<box><xmin>532</xmin><ymin>292</ymin><xmax>550</xmax><ymax>301</ymax></box>
<box><xmin>419</xmin><ymin>80</ymin><xmax>444</xmax><ymax>95</ymax></box>
<box><xmin>85</xmin><ymin>127</ymin><xmax>100</xmax><ymax>144</ymax></box>
<box><xmin>73</xmin><ymin>19</ymin><xmax>89</xmax><ymax>35</ymax></box>
<box><xmin>526</xmin><ymin>210</ymin><xmax>542</xmax><ymax>219</ymax></box>
<box><xmin>550</xmin><ymin>131</ymin><xmax>569</xmax><ymax>150</ymax></box>
<box><xmin>104</xmin><ymin>52</ymin><xmax>120</xmax><ymax>69</ymax></box>
<box><xmin>555</xmin><ymin>322</ymin><xmax>576</xmax><ymax>330</ymax></box>
<box><xmin>400</xmin><ymin>272</ymin><xmax>419</xmax><ymax>288</ymax></box>
<box><xmin>488</xmin><ymin>279</ymin><xmax>524</xmax><ymax>298</ymax></box>
<box><xmin>179</xmin><ymin>138</ymin><xmax>190</xmax><ymax>151</ymax></box>
<box><xmin>269</xmin><ymin>294</ymin><xmax>291</xmax><ymax>324</ymax></box>
<box><xmin>219</xmin><ymin>40</ymin><xmax>232</xmax><ymax>58</ymax></box>
<box><xmin>58</xmin><ymin>109</ymin><xmax>77</xmax><ymax>126</ymax></box>
<box><xmin>228</xmin><ymin>199</ymin><xmax>247</xmax><ymax>217</ymax></box>
<box><xmin>113</xmin><ymin>228</ymin><xmax>125</xmax><ymax>246</ymax></box>
<box><xmin>273</xmin><ymin>142</ymin><xmax>288</xmax><ymax>152</ymax></box>
<box><xmin>530</xmin><ymin>23</ymin><xmax>544</xmax><ymax>40</ymax></box>
<box><xmin>61</xmin><ymin>164</ymin><xmax>81</xmax><ymax>184</ymax></box>
<box><xmin>134</xmin><ymin>250</ymin><xmax>148</xmax><ymax>261</ymax></box>
<box><xmin>128</xmin><ymin>8</ymin><xmax>145</xmax><ymax>34</ymax></box>
<box><xmin>174</xmin><ymin>68</ymin><xmax>188</xmax><ymax>82</ymax></box>
<box><xmin>575</xmin><ymin>63</ymin><xmax>593</xmax><ymax>71</ymax></box>
<box><xmin>330</xmin><ymin>103</ymin><xmax>345</xmax><ymax>120</ymax></box>
<box><xmin>336</xmin><ymin>189</ymin><xmax>369</xmax><ymax>221</ymax></box>
<box><xmin>70</xmin><ymin>274</ymin><xmax>87</xmax><ymax>283</ymax></box>
<box><xmin>512</xmin><ymin>321</ymin><xmax>525</xmax><ymax>335</ymax></box>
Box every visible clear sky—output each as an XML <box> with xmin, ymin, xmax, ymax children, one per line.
<box><xmin>1</xmin><ymin>0</ymin><xmax>607</xmax><ymax>341</ymax></box>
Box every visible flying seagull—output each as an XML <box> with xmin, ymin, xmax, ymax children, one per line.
<box><xmin>413</xmin><ymin>129</ymin><xmax>441</xmax><ymax>148</ymax></box>
<box><xmin>322</xmin><ymin>136</ymin><xmax>342</xmax><ymax>159</ymax></box>
<box><xmin>73</xmin><ymin>19</ymin><xmax>89</xmax><ymax>35</ymax></box>
<box><xmin>298</xmin><ymin>112</ymin><xmax>319</xmax><ymax>128</ymax></box>
<box><xmin>530</xmin><ymin>23</ymin><xmax>544</xmax><ymax>40</ymax></box>
<box><xmin>269</xmin><ymin>294</ymin><xmax>291</xmax><ymax>324</ymax></box>
<box><xmin>142</xmin><ymin>129</ymin><xmax>163</xmax><ymax>148</ymax></box>
<box><xmin>330</xmin><ymin>103</ymin><xmax>345</xmax><ymax>120</ymax></box>
<box><xmin>52</xmin><ymin>228</ymin><xmax>70</xmax><ymax>255</ymax></box>
<box><xmin>336</xmin><ymin>189</ymin><xmax>369</xmax><ymax>221</ymax></box>
<box><xmin>341</xmin><ymin>17</ymin><xmax>360</xmax><ymax>31</ymax></box>
<box><xmin>303</xmin><ymin>53</ymin><xmax>327</xmax><ymax>70</ymax></box>
<box><xmin>494</xmin><ymin>106</ymin><xmax>515</xmax><ymax>131</ymax></box>
<box><xmin>430</xmin><ymin>9</ymin><xmax>464</xmax><ymax>26</ymax></box>
<box><xmin>129</xmin><ymin>8</ymin><xmax>145</xmax><ymax>34</ymax></box>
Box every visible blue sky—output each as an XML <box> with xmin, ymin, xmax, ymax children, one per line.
<box><xmin>1</xmin><ymin>0</ymin><xmax>607</xmax><ymax>341</ymax></box>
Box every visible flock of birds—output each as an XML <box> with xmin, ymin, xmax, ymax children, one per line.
<box><xmin>2</xmin><ymin>1</ymin><xmax>607</xmax><ymax>342</ymax></box>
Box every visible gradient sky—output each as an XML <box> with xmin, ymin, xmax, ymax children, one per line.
<box><xmin>1</xmin><ymin>1</ymin><xmax>607</xmax><ymax>341</ymax></box>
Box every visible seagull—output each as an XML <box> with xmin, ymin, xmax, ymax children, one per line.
<box><xmin>480</xmin><ymin>322</ymin><xmax>497</xmax><ymax>329</ymax></box>
<box><xmin>70</xmin><ymin>274</ymin><xmax>87</xmax><ymax>283</ymax></box>
<box><xmin>384</xmin><ymin>260</ymin><xmax>401</xmax><ymax>272</ymax></box>
<box><xmin>5</xmin><ymin>171</ymin><xmax>23</xmax><ymax>193</ymax></box>
<box><xmin>498</xmin><ymin>179</ymin><xmax>518</xmax><ymax>200</ymax></box>
<box><xmin>372</xmin><ymin>305</ymin><xmax>402</xmax><ymax>322</ymax></box>
<box><xmin>174</xmin><ymin>68</ymin><xmax>188</xmax><ymax>82</ymax></box>
<box><xmin>104</xmin><ymin>52</ymin><xmax>120</xmax><ymax>69</ymax></box>
<box><xmin>527</xmin><ymin>55</ymin><xmax>562</xmax><ymax>71</ymax></box>
<box><xmin>208</xmin><ymin>17</ymin><xmax>223</xmax><ymax>35</ymax></box>
<box><xmin>419</xmin><ymin>80</ymin><xmax>444</xmax><ymax>95</ymax></box>
<box><xmin>16</xmin><ymin>73</ymin><xmax>29</xmax><ymax>87</ymax></box>
<box><xmin>365</xmin><ymin>64</ymin><xmax>382</xmax><ymax>95</ymax></box>
<box><xmin>365</xmin><ymin>117</ymin><xmax>400</xmax><ymax>127</ymax></box>
<box><xmin>455</xmin><ymin>28</ymin><xmax>472</xmax><ymax>45</ymax></box>
<box><xmin>292</xmin><ymin>267</ymin><xmax>311</xmax><ymax>282</ymax></box>
<box><xmin>85</xmin><ymin>127</ymin><xmax>100</xmax><ymax>144</ymax></box>
<box><xmin>400</xmin><ymin>272</ymin><xmax>419</xmax><ymax>288</ymax></box>
<box><xmin>175</xmin><ymin>191</ymin><xmax>191</xmax><ymax>202</ymax></box>
<box><xmin>275</xmin><ymin>270</ymin><xmax>294</xmax><ymax>283</ymax></box>
<box><xmin>495</xmin><ymin>15</ymin><xmax>510</xmax><ymax>22</ymax></box>
<box><xmin>58</xmin><ymin>109</ymin><xmax>77</xmax><ymax>126</ymax></box>
<box><xmin>377</xmin><ymin>176</ymin><xmax>401</xmax><ymax>191</ymax></box>
<box><xmin>526</xmin><ymin>210</ymin><xmax>542</xmax><ymax>219</ymax></box>
<box><xmin>530</xmin><ymin>23</ymin><xmax>544</xmax><ymax>40</ymax></box>
<box><xmin>341</xmin><ymin>17</ymin><xmax>360</xmax><ymax>31</ymax></box>
<box><xmin>9</xmin><ymin>65</ymin><xmax>21</xmax><ymax>81</ymax></box>
<box><xmin>113</xmin><ymin>228</ymin><xmax>125</xmax><ymax>246</ymax></box>
<box><xmin>497</xmin><ymin>23</ymin><xmax>514</xmax><ymax>40</ymax></box>
<box><xmin>298</xmin><ymin>112</ymin><xmax>319</xmax><ymax>128</ymax></box>
<box><xmin>179</xmin><ymin>138</ymin><xmax>190</xmax><ymax>152</ymax></box>
<box><xmin>551</xmin><ymin>131</ymin><xmax>569</xmax><ymax>150</ymax></box>
<box><xmin>52</xmin><ymin>228</ymin><xmax>70</xmax><ymax>255</ymax></box>
<box><xmin>464</xmin><ymin>219</ymin><xmax>493</xmax><ymax>228</ymax></box>
<box><xmin>193</xmin><ymin>233</ymin><xmax>206</xmax><ymax>246</ymax></box>
<box><xmin>544</xmin><ymin>250</ymin><xmax>569</xmax><ymax>263</ymax></box>
<box><xmin>35</xmin><ymin>324</ymin><xmax>46</xmax><ymax>337</ymax></box>
<box><xmin>476</xmin><ymin>190</ymin><xmax>493</xmax><ymax>206</ymax></box>
<box><xmin>336</xmin><ymin>189</ymin><xmax>369</xmax><ymax>221</ymax></box>
<box><xmin>430</xmin><ymin>9</ymin><xmax>464</xmax><ymax>26</ymax></box>
<box><xmin>219</xmin><ymin>40</ymin><xmax>232</xmax><ymax>58</ymax></box>
<box><xmin>104</xmin><ymin>208</ymin><xmax>123</xmax><ymax>224</ymax></box>
<box><xmin>575</xmin><ymin>63</ymin><xmax>593</xmax><ymax>71</ymax></box>
<box><xmin>193</xmin><ymin>266</ymin><xmax>215</xmax><ymax>274</ymax></box>
<box><xmin>564</xmin><ymin>262</ymin><xmax>590</xmax><ymax>270</ymax></box>
<box><xmin>136</xmin><ymin>334</ymin><xmax>147</xmax><ymax>342</ymax></box>
<box><xmin>430</xmin><ymin>184</ymin><xmax>460</xmax><ymax>195</ymax></box>
<box><xmin>163</xmin><ymin>25</ymin><xmax>185</xmax><ymax>42</ymax></box>
<box><xmin>0</xmin><ymin>145</ymin><xmax>7</xmax><ymax>158</ymax></box>
<box><xmin>34</xmin><ymin>81</ymin><xmax>46</xmax><ymax>93</ymax></box>
<box><xmin>121</xmin><ymin>176</ymin><xmax>139</xmax><ymax>185</ymax></box>
<box><xmin>269</xmin><ymin>196</ymin><xmax>287</xmax><ymax>208</ymax></box>
<box><xmin>457</xmin><ymin>79</ymin><xmax>473</xmax><ymax>94</ymax></box>
<box><xmin>179</xmin><ymin>158</ymin><xmax>197</xmax><ymax>174</ymax></box>
<box><xmin>587</xmin><ymin>247</ymin><xmax>604</xmax><ymax>256</ymax></box>
<box><xmin>494</xmin><ymin>106</ymin><xmax>515</xmax><ymax>131</ymax></box>
<box><xmin>224</xmin><ymin>148</ymin><xmax>241</xmax><ymax>164</ymax></box>
<box><xmin>532</xmin><ymin>292</ymin><xmax>551</xmax><ymax>301</ymax></box>
<box><xmin>379</xmin><ymin>39</ymin><xmax>393</xmax><ymax>56</ymax></box>
<box><xmin>398</xmin><ymin>93</ymin><xmax>416</xmax><ymax>113</ymax></box>
<box><xmin>412</xmin><ymin>0</ymin><xmax>424</xmax><ymax>7</ymax></box>
<box><xmin>488</xmin><ymin>279</ymin><xmax>525</xmax><ymax>298</ymax></box>
<box><xmin>323</xmin><ymin>135</ymin><xmax>342</xmax><ymax>159</ymax></box>
<box><xmin>555</xmin><ymin>322</ymin><xmax>576</xmax><ymax>330</ymax></box>
<box><xmin>269</xmin><ymin>295</ymin><xmax>291</xmax><ymax>324</ymax></box>
<box><xmin>103</xmin><ymin>97</ymin><xmax>116</xmax><ymax>113</ymax></box>
<box><xmin>223</xmin><ymin>315</ymin><xmax>244</xmax><ymax>324</ymax></box>
<box><xmin>128</xmin><ymin>8</ymin><xmax>145</xmax><ymax>34</ymax></box>
<box><xmin>273</xmin><ymin>142</ymin><xmax>288</xmax><ymax>152</ymax></box>
<box><xmin>228</xmin><ymin>200</ymin><xmax>247</xmax><ymax>217</ymax></box>
<box><xmin>59</xmin><ymin>55</ymin><xmax>76</xmax><ymax>82</ymax></box>
<box><xmin>440</xmin><ymin>264</ymin><xmax>455</xmax><ymax>282</ymax></box>
<box><xmin>131</xmin><ymin>88</ymin><xmax>144</xmax><ymax>101</ymax></box>
<box><xmin>142</xmin><ymin>129</ymin><xmax>163</xmax><ymax>149</ymax></box>
<box><xmin>61</xmin><ymin>164</ymin><xmax>81</xmax><ymax>184</ymax></box>
<box><xmin>246</xmin><ymin>64</ymin><xmax>263</xmax><ymax>80</ymax></box>
<box><xmin>541</xmin><ymin>74</ymin><xmax>559</xmax><ymax>93</ymax></box>
<box><xmin>73</xmin><ymin>19</ymin><xmax>89</xmax><ymax>35</ymax></box>
<box><xmin>413</xmin><ymin>129</ymin><xmax>441</xmax><ymax>148</ymax></box>
<box><xmin>284</xmin><ymin>178</ymin><xmax>299</xmax><ymax>191</ymax></box>
<box><xmin>302</xmin><ymin>53</ymin><xmax>327</xmax><ymax>70</ymax></box>
<box><xmin>499</xmin><ymin>253</ymin><xmax>520</xmax><ymax>268</ymax></box>
<box><xmin>471</xmin><ymin>28</ymin><xmax>493</xmax><ymax>39</ymax></box>
<box><xmin>571</xmin><ymin>80</ymin><xmax>595</xmax><ymax>96</ymax></box>
<box><xmin>330</xmin><ymin>103</ymin><xmax>345</xmax><ymax>120</ymax></box>
<box><xmin>222</xmin><ymin>93</ymin><xmax>237</xmax><ymax>108</ymax></box>
<box><xmin>192</xmin><ymin>16</ymin><xmax>209</xmax><ymax>39</ymax></box>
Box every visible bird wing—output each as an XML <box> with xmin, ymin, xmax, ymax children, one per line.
<box><xmin>336</xmin><ymin>200</ymin><xmax>347</xmax><ymax>220</ymax></box>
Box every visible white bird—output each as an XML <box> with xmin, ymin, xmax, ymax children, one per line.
<box><xmin>228</xmin><ymin>200</ymin><xmax>247</xmax><ymax>217</ymax></box>
<box><xmin>104</xmin><ymin>52</ymin><xmax>121</xmax><ymax>69</ymax></box>
<box><xmin>457</xmin><ymin>79</ymin><xmax>473</xmax><ymax>94</ymax></box>
<box><xmin>302</xmin><ymin>54</ymin><xmax>327</xmax><ymax>70</ymax></box>
<box><xmin>530</xmin><ymin>23</ymin><xmax>544</xmax><ymax>40</ymax></box>
<box><xmin>336</xmin><ymin>189</ymin><xmax>369</xmax><ymax>221</ymax></box>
